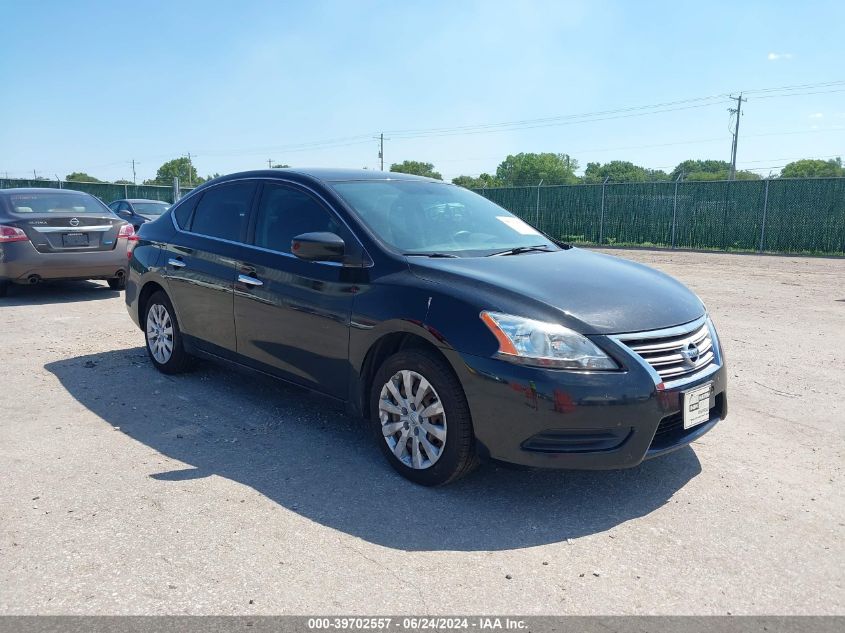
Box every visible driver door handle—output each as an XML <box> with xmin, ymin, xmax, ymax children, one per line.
<box><xmin>168</xmin><ymin>258</ymin><xmax>186</xmax><ymax>269</ymax></box>
<box><xmin>238</xmin><ymin>274</ymin><xmax>263</xmax><ymax>287</ymax></box>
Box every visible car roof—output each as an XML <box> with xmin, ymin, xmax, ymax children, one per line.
<box><xmin>119</xmin><ymin>199</ymin><xmax>170</xmax><ymax>204</ymax></box>
<box><xmin>213</xmin><ymin>168</ymin><xmax>447</xmax><ymax>184</ymax></box>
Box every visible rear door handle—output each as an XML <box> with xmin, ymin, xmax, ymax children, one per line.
<box><xmin>168</xmin><ymin>258</ymin><xmax>186</xmax><ymax>269</ymax></box>
<box><xmin>237</xmin><ymin>274</ymin><xmax>263</xmax><ymax>287</ymax></box>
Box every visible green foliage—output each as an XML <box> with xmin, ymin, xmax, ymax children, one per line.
<box><xmin>113</xmin><ymin>179</ymin><xmax>133</xmax><ymax>185</ymax></box>
<box><xmin>670</xmin><ymin>159</ymin><xmax>731</xmax><ymax>180</ymax></box>
<box><xmin>270</xmin><ymin>163</ymin><xmax>289</xmax><ymax>169</ymax></box>
<box><xmin>65</xmin><ymin>171</ymin><xmax>102</xmax><ymax>183</ymax></box>
<box><xmin>670</xmin><ymin>159</ymin><xmax>760</xmax><ymax>181</ymax></box>
<box><xmin>495</xmin><ymin>153</ymin><xmax>579</xmax><ymax>186</ymax></box>
<box><xmin>452</xmin><ymin>173</ymin><xmax>501</xmax><ymax>189</ymax></box>
<box><xmin>582</xmin><ymin>161</ymin><xmax>669</xmax><ymax>183</ymax></box>
<box><xmin>780</xmin><ymin>157</ymin><xmax>844</xmax><ymax>178</ymax></box>
<box><xmin>145</xmin><ymin>157</ymin><xmax>204</xmax><ymax>186</ymax></box>
<box><xmin>389</xmin><ymin>160</ymin><xmax>442</xmax><ymax>180</ymax></box>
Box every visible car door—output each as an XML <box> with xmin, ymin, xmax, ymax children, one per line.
<box><xmin>162</xmin><ymin>180</ymin><xmax>257</xmax><ymax>357</ymax></box>
<box><xmin>233</xmin><ymin>181</ymin><xmax>360</xmax><ymax>398</ymax></box>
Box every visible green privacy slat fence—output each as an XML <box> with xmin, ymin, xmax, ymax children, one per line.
<box><xmin>3</xmin><ymin>177</ymin><xmax>842</xmax><ymax>255</ymax></box>
<box><xmin>475</xmin><ymin>177</ymin><xmax>845</xmax><ymax>255</ymax></box>
<box><xmin>0</xmin><ymin>179</ymin><xmax>194</xmax><ymax>204</ymax></box>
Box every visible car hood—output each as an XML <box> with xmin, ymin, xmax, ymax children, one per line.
<box><xmin>407</xmin><ymin>248</ymin><xmax>705</xmax><ymax>334</ymax></box>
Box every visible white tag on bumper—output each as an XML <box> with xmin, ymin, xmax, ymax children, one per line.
<box><xmin>682</xmin><ymin>382</ymin><xmax>714</xmax><ymax>429</ymax></box>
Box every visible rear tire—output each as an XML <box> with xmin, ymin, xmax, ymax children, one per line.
<box><xmin>369</xmin><ymin>348</ymin><xmax>478</xmax><ymax>486</ymax></box>
<box><xmin>143</xmin><ymin>291</ymin><xmax>193</xmax><ymax>374</ymax></box>
<box><xmin>107</xmin><ymin>276</ymin><xmax>126</xmax><ymax>291</ymax></box>
<box><xmin>0</xmin><ymin>281</ymin><xmax>8</xmax><ymax>298</ymax></box>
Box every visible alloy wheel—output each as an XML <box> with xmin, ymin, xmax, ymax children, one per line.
<box><xmin>146</xmin><ymin>303</ymin><xmax>174</xmax><ymax>364</ymax></box>
<box><xmin>378</xmin><ymin>369</ymin><xmax>447</xmax><ymax>469</ymax></box>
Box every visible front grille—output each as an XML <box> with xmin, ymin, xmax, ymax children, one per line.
<box><xmin>617</xmin><ymin>318</ymin><xmax>715</xmax><ymax>382</ymax></box>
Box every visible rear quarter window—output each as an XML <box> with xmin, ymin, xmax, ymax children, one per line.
<box><xmin>173</xmin><ymin>194</ymin><xmax>199</xmax><ymax>229</ymax></box>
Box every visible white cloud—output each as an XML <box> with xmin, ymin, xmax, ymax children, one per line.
<box><xmin>809</xmin><ymin>113</ymin><xmax>824</xmax><ymax>119</ymax></box>
<box><xmin>767</xmin><ymin>52</ymin><xmax>793</xmax><ymax>61</ymax></box>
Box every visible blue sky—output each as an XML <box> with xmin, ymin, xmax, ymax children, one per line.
<box><xmin>1</xmin><ymin>0</ymin><xmax>843</xmax><ymax>183</ymax></box>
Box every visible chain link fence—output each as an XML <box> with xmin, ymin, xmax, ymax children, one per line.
<box><xmin>0</xmin><ymin>178</ymin><xmax>193</xmax><ymax>204</ymax></box>
<box><xmin>476</xmin><ymin>177</ymin><xmax>845</xmax><ymax>255</ymax></box>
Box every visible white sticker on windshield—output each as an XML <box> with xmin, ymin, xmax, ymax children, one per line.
<box><xmin>496</xmin><ymin>216</ymin><xmax>541</xmax><ymax>235</ymax></box>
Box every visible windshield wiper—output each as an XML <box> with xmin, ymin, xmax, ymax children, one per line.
<box><xmin>487</xmin><ymin>244</ymin><xmax>556</xmax><ymax>257</ymax></box>
<box><xmin>403</xmin><ymin>252</ymin><xmax>460</xmax><ymax>258</ymax></box>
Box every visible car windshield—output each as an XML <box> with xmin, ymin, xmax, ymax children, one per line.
<box><xmin>132</xmin><ymin>202</ymin><xmax>169</xmax><ymax>215</ymax></box>
<box><xmin>331</xmin><ymin>180</ymin><xmax>558</xmax><ymax>256</ymax></box>
<box><xmin>7</xmin><ymin>192</ymin><xmax>108</xmax><ymax>214</ymax></box>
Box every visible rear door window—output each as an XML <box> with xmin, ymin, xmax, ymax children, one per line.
<box><xmin>189</xmin><ymin>182</ymin><xmax>256</xmax><ymax>242</ymax></box>
<box><xmin>253</xmin><ymin>183</ymin><xmax>341</xmax><ymax>254</ymax></box>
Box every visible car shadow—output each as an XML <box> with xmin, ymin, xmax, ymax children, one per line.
<box><xmin>45</xmin><ymin>347</ymin><xmax>702</xmax><ymax>552</ymax></box>
<box><xmin>1</xmin><ymin>280</ymin><xmax>120</xmax><ymax>305</ymax></box>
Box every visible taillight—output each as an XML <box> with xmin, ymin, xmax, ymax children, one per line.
<box><xmin>117</xmin><ymin>224</ymin><xmax>137</xmax><ymax>240</ymax></box>
<box><xmin>0</xmin><ymin>225</ymin><xmax>29</xmax><ymax>243</ymax></box>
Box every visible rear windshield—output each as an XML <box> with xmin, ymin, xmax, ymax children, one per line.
<box><xmin>132</xmin><ymin>202</ymin><xmax>170</xmax><ymax>215</ymax></box>
<box><xmin>7</xmin><ymin>192</ymin><xmax>108</xmax><ymax>214</ymax></box>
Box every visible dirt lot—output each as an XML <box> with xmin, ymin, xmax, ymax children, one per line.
<box><xmin>0</xmin><ymin>248</ymin><xmax>842</xmax><ymax>615</ymax></box>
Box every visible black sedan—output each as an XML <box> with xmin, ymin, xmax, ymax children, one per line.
<box><xmin>108</xmin><ymin>199</ymin><xmax>170</xmax><ymax>231</ymax></box>
<box><xmin>125</xmin><ymin>168</ymin><xmax>727</xmax><ymax>485</ymax></box>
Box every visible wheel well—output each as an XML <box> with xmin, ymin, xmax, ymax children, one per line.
<box><xmin>359</xmin><ymin>332</ymin><xmax>452</xmax><ymax>419</ymax></box>
<box><xmin>137</xmin><ymin>281</ymin><xmax>165</xmax><ymax>329</ymax></box>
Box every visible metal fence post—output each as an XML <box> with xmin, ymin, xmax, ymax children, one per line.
<box><xmin>173</xmin><ymin>176</ymin><xmax>180</xmax><ymax>203</ymax></box>
<box><xmin>124</xmin><ymin>184</ymin><xmax>128</xmax><ymax>198</ymax></box>
<box><xmin>759</xmin><ymin>177</ymin><xmax>770</xmax><ymax>253</ymax></box>
<box><xmin>535</xmin><ymin>179</ymin><xmax>543</xmax><ymax>227</ymax></box>
<box><xmin>671</xmin><ymin>173</ymin><xmax>682</xmax><ymax>248</ymax></box>
<box><xmin>599</xmin><ymin>176</ymin><xmax>609</xmax><ymax>244</ymax></box>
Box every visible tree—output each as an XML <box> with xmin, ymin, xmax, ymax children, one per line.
<box><xmin>389</xmin><ymin>160</ymin><xmax>442</xmax><ymax>180</ymax></box>
<box><xmin>270</xmin><ymin>163</ymin><xmax>289</xmax><ymax>169</ymax></box>
<box><xmin>582</xmin><ymin>161</ymin><xmax>669</xmax><ymax>183</ymax></box>
<box><xmin>495</xmin><ymin>153</ymin><xmax>578</xmax><ymax>186</ymax></box>
<box><xmin>669</xmin><ymin>159</ymin><xmax>759</xmax><ymax>181</ymax></box>
<box><xmin>65</xmin><ymin>171</ymin><xmax>101</xmax><ymax>183</ymax></box>
<box><xmin>144</xmin><ymin>157</ymin><xmax>204</xmax><ymax>186</ymax></box>
<box><xmin>113</xmin><ymin>179</ymin><xmax>133</xmax><ymax>185</ymax></box>
<box><xmin>451</xmin><ymin>173</ymin><xmax>501</xmax><ymax>189</ymax></box>
<box><xmin>780</xmin><ymin>157</ymin><xmax>844</xmax><ymax>178</ymax></box>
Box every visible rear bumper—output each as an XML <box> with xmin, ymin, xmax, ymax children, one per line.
<box><xmin>445</xmin><ymin>348</ymin><xmax>727</xmax><ymax>470</ymax></box>
<box><xmin>0</xmin><ymin>240</ymin><xmax>129</xmax><ymax>282</ymax></box>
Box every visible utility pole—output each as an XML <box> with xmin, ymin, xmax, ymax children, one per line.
<box><xmin>186</xmin><ymin>152</ymin><xmax>193</xmax><ymax>187</ymax></box>
<box><xmin>268</xmin><ymin>159</ymin><xmax>273</xmax><ymax>169</ymax></box>
<box><xmin>728</xmin><ymin>93</ymin><xmax>746</xmax><ymax>180</ymax></box>
<box><xmin>377</xmin><ymin>133</ymin><xmax>385</xmax><ymax>170</ymax></box>
<box><xmin>131</xmin><ymin>159</ymin><xmax>137</xmax><ymax>185</ymax></box>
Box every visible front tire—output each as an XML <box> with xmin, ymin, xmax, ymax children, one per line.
<box><xmin>0</xmin><ymin>281</ymin><xmax>7</xmax><ymax>298</ymax></box>
<box><xmin>144</xmin><ymin>291</ymin><xmax>193</xmax><ymax>374</ymax></box>
<box><xmin>370</xmin><ymin>348</ymin><xmax>478</xmax><ymax>486</ymax></box>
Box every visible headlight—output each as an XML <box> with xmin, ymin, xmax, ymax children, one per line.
<box><xmin>480</xmin><ymin>311</ymin><xmax>618</xmax><ymax>370</ymax></box>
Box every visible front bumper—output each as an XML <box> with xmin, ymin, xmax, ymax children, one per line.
<box><xmin>0</xmin><ymin>240</ymin><xmax>129</xmax><ymax>282</ymax></box>
<box><xmin>445</xmin><ymin>341</ymin><xmax>727</xmax><ymax>470</ymax></box>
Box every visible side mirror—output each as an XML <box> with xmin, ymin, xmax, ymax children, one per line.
<box><xmin>117</xmin><ymin>210</ymin><xmax>132</xmax><ymax>219</ymax></box>
<box><xmin>291</xmin><ymin>232</ymin><xmax>345</xmax><ymax>263</ymax></box>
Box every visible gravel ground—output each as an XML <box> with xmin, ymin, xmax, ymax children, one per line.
<box><xmin>0</xmin><ymin>248</ymin><xmax>842</xmax><ymax>615</ymax></box>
